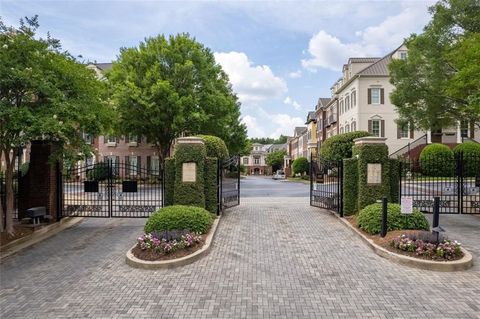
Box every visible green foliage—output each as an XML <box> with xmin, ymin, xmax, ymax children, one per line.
<box><xmin>389</xmin><ymin>158</ymin><xmax>400</xmax><ymax>203</ymax></box>
<box><xmin>19</xmin><ymin>162</ymin><xmax>29</xmax><ymax>177</ymax></box>
<box><xmin>292</xmin><ymin>157</ymin><xmax>309</xmax><ymax>175</ymax></box>
<box><xmin>86</xmin><ymin>162</ymin><xmax>109</xmax><ymax>181</ymax></box>
<box><xmin>357</xmin><ymin>203</ymin><xmax>430</xmax><ymax>235</ymax></box>
<box><xmin>454</xmin><ymin>142</ymin><xmax>480</xmax><ymax>177</ymax></box>
<box><xmin>107</xmin><ymin>33</ymin><xmax>247</xmax><ymax>160</ymax></box>
<box><xmin>144</xmin><ymin>205</ymin><xmax>214</xmax><ymax>234</ymax></box>
<box><xmin>204</xmin><ymin>157</ymin><xmax>218</xmax><ymax>214</ymax></box>
<box><xmin>164</xmin><ymin>158</ymin><xmax>175</xmax><ymax>206</ymax></box>
<box><xmin>250</xmin><ymin>135</ymin><xmax>288</xmax><ymax>145</ymax></box>
<box><xmin>354</xmin><ymin>143</ymin><xmax>391</xmax><ymax>209</ymax></box>
<box><xmin>419</xmin><ymin>143</ymin><xmax>454</xmax><ymax>177</ymax></box>
<box><xmin>389</xmin><ymin>0</ymin><xmax>480</xmax><ymax>130</ymax></box>
<box><xmin>342</xmin><ymin>158</ymin><xmax>358</xmax><ymax>216</ymax></box>
<box><xmin>173</xmin><ymin>143</ymin><xmax>206</xmax><ymax>208</ymax></box>
<box><xmin>197</xmin><ymin>135</ymin><xmax>229</xmax><ymax>161</ymax></box>
<box><xmin>320</xmin><ymin>131</ymin><xmax>370</xmax><ymax>163</ymax></box>
<box><xmin>266</xmin><ymin>150</ymin><xmax>287</xmax><ymax>172</ymax></box>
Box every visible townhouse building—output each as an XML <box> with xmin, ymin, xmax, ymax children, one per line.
<box><xmin>305</xmin><ymin>111</ymin><xmax>317</xmax><ymax>160</ymax></box>
<box><xmin>241</xmin><ymin>143</ymin><xmax>270</xmax><ymax>175</ymax></box>
<box><xmin>284</xmin><ymin>127</ymin><xmax>307</xmax><ymax>176</ymax></box>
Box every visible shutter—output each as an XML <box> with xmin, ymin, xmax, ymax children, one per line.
<box><xmin>380</xmin><ymin>88</ymin><xmax>385</xmax><ymax>104</ymax></box>
<box><xmin>367</xmin><ymin>89</ymin><xmax>372</xmax><ymax>104</ymax></box>
<box><xmin>368</xmin><ymin>120</ymin><xmax>372</xmax><ymax>134</ymax></box>
<box><xmin>470</xmin><ymin>122</ymin><xmax>475</xmax><ymax>138</ymax></box>
<box><xmin>397</xmin><ymin>124</ymin><xmax>401</xmax><ymax>139</ymax></box>
<box><xmin>125</xmin><ymin>156</ymin><xmax>129</xmax><ymax>175</ymax></box>
<box><xmin>137</xmin><ymin>156</ymin><xmax>141</xmax><ymax>175</ymax></box>
<box><xmin>147</xmin><ymin>156</ymin><xmax>151</xmax><ymax>175</ymax></box>
<box><xmin>410</xmin><ymin>123</ymin><xmax>414</xmax><ymax>139</ymax></box>
<box><xmin>381</xmin><ymin>120</ymin><xmax>385</xmax><ymax>137</ymax></box>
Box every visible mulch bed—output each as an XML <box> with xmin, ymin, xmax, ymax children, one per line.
<box><xmin>132</xmin><ymin>234</ymin><xmax>207</xmax><ymax>261</ymax></box>
<box><xmin>344</xmin><ymin>215</ymin><xmax>464</xmax><ymax>262</ymax></box>
<box><xmin>0</xmin><ymin>225</ymin><xmax>34</xmax><ymax>247</ymax></box>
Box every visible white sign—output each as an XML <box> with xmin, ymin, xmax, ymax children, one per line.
<box><xmin>182</xmin><ymin>162</ymin><xmax>196</xmax><ymax>182</ymax></box>
<box><xmin>367</xmin><ymin>163</ymin><xmax>382</xmax><ymax>184</ymax></box>
<box><xmin>401</xmin><ymin>196</ymin><xmax>413</xmax><ymax>214</ymax></box>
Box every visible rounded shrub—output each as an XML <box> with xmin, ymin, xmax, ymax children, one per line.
<box><xmin>357</xmin><ymin>203</ymin><xmax>430</xmax><ymax>235</ymax></box>
<box><xmin>419</xmin><ymin>143</ymin><xmax>454</xmax><ymax>177</ymax></box>
<box><xmin>320</xmin><ymin>131</ymin><xmax>370</xmax><ymax>162</ymax></box>
<box><xmin>292</xmin><ymin>157</ymin><xmax>309</xmax><ymax>175</ymax></box>
<box><xmin>145</xmin><ymin>205</ymin><xmax>214</xmax><ymax>234</ymax></box>
<box><xmin>197</xmin><ymin>135</ymin><xmax>229</xmax><ymax>161</ymax></box>
<box><xmin>86</xmin><ymin>162</ymin><xmax>109</xmax><ymax>181</ymax></box>
<box><xmin>454</xmin><ymin>142</ymin><xmax>480</xmax><ymax>177</ymax></box>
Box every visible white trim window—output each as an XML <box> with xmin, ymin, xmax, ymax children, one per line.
<box><xmin>371</xmin><ymin>120</ymin><xmax>381</xmax><ymax>137</ymax></box>
<box><xmin>243</xmin><ymin>157</ymin><xmax>249</xmax><ymax>165</ymax></box>
<box><xmin>371</xmin><ymin>88</ymin><xmax>381</xmax><ymax>105</ymax></box>
<box><xmin>345</xmin><ymin>95</ymin><xmax>350</xmax><ymax>111</ymax></box>
<box><xmin>400</xmin><ymin>124</ymin><xmax>409</xmax><ymax>139</ymax></box>
<box><xmin>150</xmin><ymin>156</ymin><xmax>160</xmax><ymax>175</ymax></box>
<box><xmin>254</xmin><ymin>157</ymin><xmax>260</xmax><ymax>165</ymax></box>
<box><xmin>129</xmin><ymin>156</ymin><xmax>138</xmax><ymax>175</ymax></box>
<box><xmin>352</xmin><ymin>91</ymin><xmax>356</xmax><ymax>107</ymax></box>
<box><xmin>351</xmin><ymin>121</ymin><xmax>356</xmax><ymax>132</ymax></box>
<box><xmin>345</xmin><ymin>124</ymin><xmax>350</xmax><ymax>133</ymax></box>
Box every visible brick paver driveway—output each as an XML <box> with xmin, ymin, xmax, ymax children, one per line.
<box><xmin>1</xmin><ymin>197</ymin><xmax>479</xmax><ymax>318</ymax></box>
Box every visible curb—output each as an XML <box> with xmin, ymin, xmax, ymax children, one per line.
<box><xmin>0</xmin><ymin>217</ymin><xmax>84</xmax><ymax>261</ymax></box>
<box><xmin>332</xmin><ymin>213</ymin><xmax>473</xmax><ymax>272</ymax></box>
<box><xmin>126</xmin><ymin>217</ymin><xmax>220</xmax><ymax>270</ymax></box>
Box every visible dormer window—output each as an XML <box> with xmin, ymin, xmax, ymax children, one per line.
<box><xmin>399</xmin><ymin>51</ymin><xmax>408</xmax><ymax>60</ymax></box>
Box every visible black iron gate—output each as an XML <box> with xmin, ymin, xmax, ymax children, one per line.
<box><xmin>310</xmin><ymin>154</ymin><xmax>343</xmax><ymax>215</ymax></box>
<box><xmin>61</xmin><ymin>159</ymin><xmax>164</xmax><ymax>218</ymax></box>
<box><xmin>399</xmin><ymin>152</ymin><xmax>480</xmax><ymax>214</ymax></box>
<box><xmin>217</xmin><ymin>155</ymin><xmax>240</xmax><ymax>214</ymax></box>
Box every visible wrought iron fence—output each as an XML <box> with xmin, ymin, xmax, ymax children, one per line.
<box><xmin>310</xmin><ymin>154</ymin><xmax>343</xmax><ymax>215</ymax></box>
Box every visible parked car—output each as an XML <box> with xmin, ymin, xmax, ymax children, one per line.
<box><xmin>272</xmin><ymin>170</ymin><xmax>286</xmax><ymax>180</ymax></box>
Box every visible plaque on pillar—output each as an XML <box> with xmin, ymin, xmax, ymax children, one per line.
<box><xmin>367</xmin><ymin>163</ymin><xmax>382</xmax><ymax>185</ymax></box>
<box><xmin>182</xmin><ymin>162</ymin><xmax>197</xmax><ymax>182</ymax></box>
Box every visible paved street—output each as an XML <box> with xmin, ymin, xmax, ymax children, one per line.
<box><xmin>241</xmin><ymin>176</ymin><xmax>309</xmax><ymax>197</ymax></box>
<box><xmin>2</xmin><ymin>179</ymin><xmax>480</xmax><ymax>318</ymax></box>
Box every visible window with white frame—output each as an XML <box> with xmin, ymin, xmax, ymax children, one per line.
<box><xmin>340</xmin><ymin>127</ymin><xmax>344</xmax><ymax>134</ymax></box>
<box><xmin>150</xmin><ymin>156</ymin><xmax>160</xmax><ymax>175</ymax></box>
<box><xmin>340</xmin><ymin>100</ymin><xmax>344</xmax><ymax>114</ymax></box>
<box><xmin>371</xmin><ymin>120</ymin><xmax>381</xmax><ymax>137</ymax></box>
<box><xmin>345</xmin><ymin>124</ymin><xmax>350</xmax><ymax>133</ymax></box>
<box><xmin>400</xmin><ymin>124</ymin><xmax>409</xmax><ymax>139</ymax></box>
<box><xmin>352</xmin><ymin>91</ymin><xmax>356</xmax><ymax>106</ymax></box>
<box><xmin>106</xmin><ymin>136</ymin><xmax>117</xmax><ymax>143</ymax></box>
<box><xmin>254</xmin><ymin>157</ymin><xmax>260</xmax><ymax>165</ymax></box>
<box><xmin>371</xmin><ymin>88</ymin><xmax>381</xmax><ymax>104</ymax></box>
<box><xmin>129</xmin><ymin>156</ymin><xmax>138</xmax><ymax>175</ymax></box>
<box><xmin>351</xmin><ymin>121</ymin><xmax>356</xmax><ymax>132</ymax></box>
<box><xmin>345</xmin><ymin>95</ymin><xmax>350</xmax><ymax>111</ymax></box>
<box><xmin>243</xmin><ymin>157</ymin><xmax>249</xmax><ymax>165</ymax></box>
<box><xmin>399</xmin><ymin>51</ymin><xmax>408</xmax><ymax>60</ymax></box>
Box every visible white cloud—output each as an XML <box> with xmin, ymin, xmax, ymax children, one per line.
<box><xmin>283</xmin><ymin>96</ymin><xmax>302</xmax><ymax>111</ymax></box>
<box><xmin>269</xmin><ymin>114</ymin><xmax>304</xmax><ymax>138</ymax></box>
<box><xmin>242</xmin><ymin>115</ymin><xmax>266</xmax><ymax>138</ymax></box>
<box><xmin>288</xmin><ymin>70</ymin><xmax>302</xmax><ymax>78</ymax></box>
<box><xmin>301</xmin><ymin>7</ymin><xmax>431</xmax><ymax>71</ymax></box>
<box><xmin>214</xmin><ymin>51</ymin><xmax>287</xmax><ymax>104</ymax></box>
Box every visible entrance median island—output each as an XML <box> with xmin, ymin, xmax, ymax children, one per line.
<box><xmin>126</xmin><ymin>205</ymin><xmax>219</xmax><ymax>269</ymax></box>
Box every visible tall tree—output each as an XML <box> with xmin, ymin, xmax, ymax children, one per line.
<box><xmin>0</xmin><ymin>16</ymin><xmax>111</xmax><ymax>234</ymax></box>
<box><xmin>389</xmin><ymin>0</ymin><xmax>480</xmax><ymax>131</ymax></box>
<box><xmin>266</xmin><ymin>150</ymin><xmax>287</xmax><ymax>172</ymax></box>
<box><xmin>107</xmin><ymin>34</ymin><xmax>247</xmax><ymax>161</ymax></box>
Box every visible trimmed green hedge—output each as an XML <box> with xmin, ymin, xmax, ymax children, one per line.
<box><xmin>197</xmin><ymin>135</ymin><xmax>229</xmax><ymax>161</ymax></box>
<box><xmin>357</xmin><ymin>203</ymin><xmax>430</xmax><ymax>235</ymax></box>
<box><xmin>389</xmin><ymin>158</ymin><xmax>400</xmax><ymax>203</ymax></box>
<box><xmin>343</xmin><ymin>158</ymin><xmax>358</xmax><ymax>216</ymax></box>
<box><xmin>419</xmin><ymin>143</ymin><xmax>454</xmax><ymax>177</ymax></box>
<box><xmin>454</xmin><ymin>142</ymin><xmax>480</xmax><ymax>177</ymax></box>
<box><xmin>320</xmin><ymin>131</ymin><xmax>370</xmax><ymax>163</ymax></box>
<box><xmin>173</xmin><ymin>143</ymin><xmax>206</xmax><ymax>208</ymax></box>
<box><xmin>204</xmin><ymin>157</ymin><xmax>218</xmax><ymax>214</ymax></box>
<box><xmin>164</xmin><ymin>158</ymin><xmax>175</xmax><ymax>206</ymax></box>
<box><xmin>145</xmin><ymin>205</ymin><xmax>214</xmax><ymax>234</ymax></box>
<box><xmin>86</xmin><ymin>162</ymin><xmax>109</xmax><ymax>181</ymax></box>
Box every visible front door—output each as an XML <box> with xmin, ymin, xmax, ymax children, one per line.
<box><xmin>431</xmin><ymin>128</ymin><xmax>442</xmax><ymax>143</ymax></box>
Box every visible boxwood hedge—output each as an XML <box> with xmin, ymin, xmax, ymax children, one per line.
<box><xmin>204</xmin><ymin>157</ymin><xmax>218</xmax><ymax>214</ymax></box>
<box><xmin>197</xmin><ymin>135</ymin><xmax>229</xmax><ymax>161</ymax></box>
<box><xmin>454</xmin><ymin>142</ymin><xmax>480</xmax><ymax>177</ymax></box>
<box><xmin>357</xmin><ymin>203</ymin><xmax>430</xmax><ymax>235</ymax></box>
<box><xmin>320</xmin><ymin>131</ymin><xmax>370</xmax><ymax>163</ymax></box>
<box><xmin>145</xmin><ymin>205</ymin><xmax>214</xmax><ymax>234</ymax></box>
<box><xmin>419</xmin><ymin>143</ymin><xmax>454</xmax><ymax>177</ymax></box>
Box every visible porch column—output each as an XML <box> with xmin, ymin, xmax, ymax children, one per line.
<box><xmin>427</xmin><ymin>130</ymin><xmax>432</xmax><ymax>144</ymax></box>
<box><xmin>456</xmin><ymin>121</ymin><xmax>462</xmax><ymax>143</ymax></box>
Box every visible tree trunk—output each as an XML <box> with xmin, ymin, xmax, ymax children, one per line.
<box><xmin>4</xmin><ymin>151</ymin><xmax>15</xmax><ymax>236</ymax></box>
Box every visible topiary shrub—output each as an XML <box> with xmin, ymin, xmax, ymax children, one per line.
<box><xmin>204</xmin><ymin>157</ymin><xmax>218</xmax><ymax>214</ymax></box>
<box><xmin>342</xmin><ymin>158</ymin><xmax>358</xmax><ymax>216</ymax></box>
<box><xmin>357</xmin><ymin>203</ymin><xmax>430</xmax><ymax>235</ymax></box>
<box><xmin>197</xmin><ymin>135</ymin><xmax>229</xmax><ymax>161</ymax></box>
<box><xmin>320</xmin><ymin>131</ymin><xmax>370</xmax><ymax>163</ymax></box>
<box><xmin>144</xmin><ymin>205</ymin><xmax>214</xmax><ymax>234</ymax></box>
<box><xmin>419</xmin><ymin>143</ymin><xmax>454</xmax><ymax>177</ymax></box>
<box><xmin>292</xmin><ymin>157</ymin><xmax>309</xmax><ymax>176</ymax></box>
<box><xmin>454</xmin><ymin>142</ymin><xmax>480</xmax><ymax>177</ymax></box>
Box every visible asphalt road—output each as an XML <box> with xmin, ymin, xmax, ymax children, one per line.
<box><xmin>240</xmin><ymin>176</ymin><xmax>309</xmax><ymax>197</ymax></box>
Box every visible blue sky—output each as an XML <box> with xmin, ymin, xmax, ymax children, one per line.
<box><xmin>1</xmin><ymin>0</ymin><xmax>434</xmax><ymax>138</ymax></box>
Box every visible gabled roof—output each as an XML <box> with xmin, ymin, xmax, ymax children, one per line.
<box><xmin>95</xmin><ymin>63</ymin><xmax>113</xmax><ymax>71</ymax></box>
<box><xmin>294</xmin><ymin>126</ymin><xmax>307</xmax><ymax>137</ymax></box>
<box><xmin>317</xmin><ymin>98</ymin><xmax>331</xmax><ymax>109</ymax></box>
<box><xmin>348</xmin><ymin>57</ymin><xmax>381</xmax><ymax>64</ymax></box>
<box><xmin>357</xmin><ymin>55</ymin><xmax>392</xmax><ymax>76</ymax></box>
<box><xmin>305</xmin><ymin>111</ymin><xmax>316</xmax><ymax>124</ymax></box>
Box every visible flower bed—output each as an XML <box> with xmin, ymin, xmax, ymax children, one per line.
<box><xmin>132</xmin><ymin>231</ymin><xmax>206</xmax><ymax>261</ymax></box>
<box><xmin>390</xmin><ymin>233</ymin><xmax>463</xmax><ymax>261</ymax></box>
